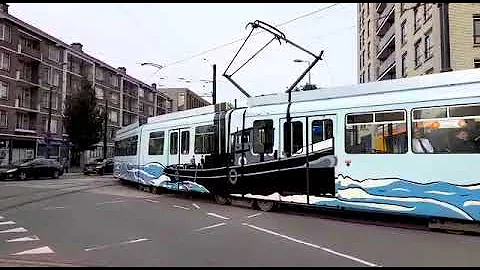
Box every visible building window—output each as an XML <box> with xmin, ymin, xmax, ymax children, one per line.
<box><xmin>44</xmin><ymin>119</ymin><xmax>58</xmax><ymax>134</ymax></box>
<box><xmin>475</xmin><ymin>59</ymin><xmax>480</xmax><ymax>68</ymax></box>
<box><xmin>95</xmin><ymin>87</ymin><xmax>103</xmax><ymax>100</ymax></box>
<box><xmin>401</xmin><ymin>52</ymin><xmax>407</xmax><ymax>77</ymax></box>
<box><xmin>147</xmin><ymin>106</ymin><xmax>154</xmax><ymax>116</ymax></box>
<box><xmin>414</xmin><ymin>39</ymin><xmax>422</xmax><ymax>67</ymax></box>
<box><xmin>0</xmin><ymin>81</ymin><xmax>7</xmax><ymax>100</ymax></box>
<box><xmin>424</xmin><ymin>3</ymin><xmax>433</xmax><ymax>22</ymax></box>
<box><xmin>16</xmin><ymin>113</ymin><xmax>30</xmax><ymax>130</ymax></box>
<box><xmin>19</xmin><ymin>36</ymin><xmax>40</xmax><ymax>51</ymax></box>
<box><xmin>414</xmin><ymin>5</ymin><xmax>422</xmax><ymax>31</ymax></box>
<box><xmin>367</xmin><ymin>20</ymin><xmax>370</xmax><ymax>37</ymax></box>
<box><xmin>424</xmin><ymin>30</ymin><xmax>433</xmax><ymax>60</ymax></box>
<box><xmin>47</xmin><ymin>67</ymin><xmax>60</xmax><ymax>86</ymax></box>
<box><xmin>425</xmin><ymin>68</ymin><xmax>434</xmax><ymax>74</ymax></box>
<box><xmin>48</xmin><ymin>46</ymin><xmax>60</xmax><ymax>62</ymax></box>
<box><xmin>0</xmin><ymin>52</ymin><xmax>10</xmax><ymax>71</ymax></box>
<box><xmin>95</xmin><ymin>67</ymin><xmax>103</xmax><ymax>81</ymax></box>
<box><xmin>401</xmin><ymin>20</ymin><xmax>407</xmax><ymax>45</ymax></box>
<box><xmin>42</xmin><ymin>91</ymin><xmax>58</xmax><ymax>110</ymax></box>
<box><xmin>367</xmin><ymin>42</ymin><xmax>370</xmax><ymax>58</ymax></box>
<box><xmin>0</xmin><ymin>23</ymin><xmax>11</xmax><ymax>43</ymax></box>
<box><xmin>474</xmin><ymin>16</ymin><xmax>480</xmax><ymax>44</ymax></box>
<box><xmin>18</xmin><ymin>88</ymin><xmax>31</xmax><ymax>109</ymax></box>
<box><xmin>109</xmin><ymin>110</ymin><xmax>118</xmax><ymax>123</ymax></box>
<box><xmin>138</xmin><ymin>88</ymin><xmax>144</xmax><ymax>98</ymax></box>
<box><xmin>345</xmin><ymin>110</ymin><xmax>407</xmax><ymax>154</ymax></box>
<box><xmin>110</xmin><ymin>92</ymin><xmax>119</xmax><ymax>105</ymax></box>
<box><xmin>0</xmin><ymin>110</ymin><xmax>6</xmax><ymax>127</ymax></box>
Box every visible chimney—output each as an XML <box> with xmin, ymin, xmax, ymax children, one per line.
<box><xmin>117</xmin><ymin>67</ymin><xmax>126</xmax><ymax>74</ymax></box>
<box><xmin>0</xmin><ymin>3</ymin><xmax>9</xmax><ymax>13</ymax></box>
<box><xmin>71</xmin><ymin>42</ymin><xmax>83</xmax><ymax>52</ymax></box>
<box><xmin>151</xmin><ymin>83</ymin><xmax>157</xmax><ymax>90</ymax></box>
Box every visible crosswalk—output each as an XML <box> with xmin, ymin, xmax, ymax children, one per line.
<box><xmin>0</xmin><ymin>215</ymin><xmax>54</xmax><ymax>257</ymax></box>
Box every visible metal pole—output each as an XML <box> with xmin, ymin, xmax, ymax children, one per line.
<box><xmin>103</xmin><ymin>96</ymin><xmax>108</xmax><ymax>159</ymax></box>
<box><xmin>46</xmin><ymin>86</ymin><xmax>53</xmax><ymax>159</ymax></box>
<box><xmin>212</xmin><ymin>64</ymin><xmax>217</xmax><ymax>105</ymax></box>
<box><xmin>307</xmin><ymin>61</ymin><xmax>311</xmax><ymax>85</ymax></box>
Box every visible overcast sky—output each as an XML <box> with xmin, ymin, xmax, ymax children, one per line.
<box><xmin>9</xmin><ymin>3</ymin><xmax>357</xmax><ymax>105</ymax></box>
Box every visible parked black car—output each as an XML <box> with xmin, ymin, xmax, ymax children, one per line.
<box><xmin>83</xmin><ymin>158</ymin><xmax>114</xmax><ymax>176</ymax></box>
<box><xmin>0</xmin><ymin>158</ymin><xmax>64</xmax><ymax>181</ymax></box>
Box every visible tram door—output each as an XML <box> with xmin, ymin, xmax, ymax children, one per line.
<box><xmin>308</xmin><ymin>115</ymin><xmax>336</xmax><ymax>197</ymax></box>
<box><xmin>168</xmin><ymin>128</ymin><xmax>192</xmax><ymax>165</ymax></box>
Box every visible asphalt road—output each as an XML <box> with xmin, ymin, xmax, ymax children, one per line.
<box><xmin>1</xmin><ymin>175</ymin><xmax>480</xmax><ymax>267</ymax></box>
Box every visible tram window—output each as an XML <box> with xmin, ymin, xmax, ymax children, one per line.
<box><xmin>181</xmin><ymin>130</ymin><xmax>190</xmax><ymax>154</ymax></box>
<box><xmin>412</xmin><ymin>104</ymin><xmax>480</xmax><ymax>154</ymax></box>
<box><xmin>283</xmin><ymin>121</ymin><xmax>303</xmax><ymax>154</ymax></box>
<box><xmin>312</xmin><ymin>119</ymin><xmax>333</xmax><ymax>152</ymax></box>
<box><xmin>346</xmin><ymin>113</ymin><xmax>373</xmax><ymax>124</ymax></box>
<box><xmin>170</xmin><ymin>132</ymin><xmax>178</xmax><ymax>155</ymax></box>
<box><xmin>345</xmin><ymin>111</ymin><xmax>407</xmax><ymax>154</ymax></box>
<box><xmin>114</xmin><ymin>135</ymin><xmax>138</xmax><ymax>156</ymax></box>
<box><xmin>413</xmin><ymin>107</ymin><xmax>447</xmax><ymax>120</ymax></box>
<box><xmin>195</xmin><ymin>125</ymin><xmax>215</xmax><ymax>154</ymax></box>
<box><xmin>253</xmin><ymin>120</ymin><xmax>274</xmax><ymax>154</ymax></box>
<box><xmin>148</xmin><ymin>131</ymin><xmax>164</xmax><ymax>155</ymax></box>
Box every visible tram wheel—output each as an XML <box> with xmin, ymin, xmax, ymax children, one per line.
<box><xmin>214</xmin><ymin>195</ymin><xmax>231</xmax><ymax>205</ymax></box>
<box><xmin>254</xmin><ymin>200</ymin><xmax>276</xmax><ymax>212</ymax></box>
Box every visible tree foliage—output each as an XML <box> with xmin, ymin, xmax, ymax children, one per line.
<box><xmin>63</xmin><ymin>80</ymin><xmax>103</xmax><ymax>152</ymax></box>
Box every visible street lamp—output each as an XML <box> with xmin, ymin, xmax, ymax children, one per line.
<box><xmin>293</xmin><ymin>59</ymin><xmax>311</xmax><ymax>85</ymax></box>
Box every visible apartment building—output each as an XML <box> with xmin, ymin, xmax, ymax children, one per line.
<box><xmin>358</xmin><ymin>3</ymin><xmax>480</xmax><ymax>83</ymax></box>
<box><xmin>0</xmin><ymin>3</ymin><xmax>172</xmax><ymax>166</ymax></box>
<box><xmin>160</xmin><ymin>88</ymin><xmax>210</xmax><ymax>112</ymax></box>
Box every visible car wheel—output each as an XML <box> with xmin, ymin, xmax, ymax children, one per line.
<box><xmin>52</xmin><ymin>170</ymin><xmax>59</xmax><ymax>179</ymax></box>
<box><xmin>18</xmin><ymin>171</ymin><xmax>27</xmax><ymax>181</ymax></box>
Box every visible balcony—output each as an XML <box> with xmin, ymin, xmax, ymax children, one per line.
<box><xmin>376</xmin><ymin>3</ymin><xmax>394</xmax><ymax>36</ymax></box>
<box><xmin>17</xmin><ymin>43</ymin><xmax>42</xmax><ymax>62</ymax></box>
<box><xmin>377</xmin><ymin>52</ymin><xmax>396</xmax><ymax>81</ymax></box>
<box><xmin>376</xmin><ymin>26</ymin><xmax>395</xmax><ymax>60</ymax></box>
<box><xmin>16</xmin><ymin>69</ymin><xmax>40</xmax><ymax>86</ymax></box>
<box><xmin>376</xmin><ymin>3</ymin><xmax>386</xmax><ymax>13</ymax></box>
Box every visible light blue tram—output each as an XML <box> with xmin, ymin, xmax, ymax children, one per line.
<box><xmin>114</xmin><ymin>68</ymin><xmax>480</xmax><ymax>226</ymax></box>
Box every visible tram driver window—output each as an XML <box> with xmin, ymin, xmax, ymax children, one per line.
<box><xmin>253</xmin><ymin>120</ymin><xmax>274</xmax><ymax>154</ymax></box>
<box><xmin>345</xmin><ymin>111</ymin><xmax>407</xmax><ymax>154</ymax></box>
<box><xmin>412</xmin><ymin>104</ymin><xmax>480</xmax><ymax>154</ymax></box>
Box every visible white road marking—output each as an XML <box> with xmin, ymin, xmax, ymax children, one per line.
<box><xmin>84</xmin><ymin>238</ymin><xmax>149</xmax><ymax>252</ymax></box>
<box><xmin>173</xmin><ymin>205</ymin><xmax>190</xmax><ymax>210</ymax></box>
<box><xmin>42</xmin><ymin>206</ymin><xmax>67</xmax><ymax>210</ymax></box>
<box><xmin>245</xmin><ymin>213</ymin><xmax>262</xmax><ymax>219</ymax></box>
<box><xmin>145</xmin><ymin>199</ymin><xmax>159</xmax><ymax>203</ymax></box>
<box><xmin>192</xmin><ymin>203</ymin><xmax>200</xmax><ymax>209</ymax></box>
<box><xmin>6</xmin><ymin>235</ymin><xmax>40</xmax><ymax>243</ymax></box>
<box><xmin>95</xmin><ymin>200</ymin><xmax>125</xmax><ymax>206</ymax></box>
<box><xmin>194</xmin><ymin>223</ymin><xmax>227</xmax><ymax>232</ymax></box>
<box><xmin>12</xmin><ymin>246</ymin><xmax>54</xmax><ymax>255</ymax></box>
<box><xmin>242</xmin><ymin>223</ymin><xmax>379</xmax><ymax>267</ymax></box>
<box><xmin>0</xmin><ymin>221</ymin><xmax>16</xmax><ymax>225</ymax></box>
<box><xmin>0</xmin><ymin>227</ymin><xmax>28</xmax><ymax>234</ymax></box>
<box><xmin>207</xmin><ymin>213</ymin><xmax>230</xmax><ymax>220</ymax></box>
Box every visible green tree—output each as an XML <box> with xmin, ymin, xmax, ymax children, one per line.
<box><xmin>63</xmin><ymin>80</ymin><xmax>103</xmax><ymax>158</ymax></box>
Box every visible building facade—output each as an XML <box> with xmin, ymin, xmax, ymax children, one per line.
<box><xmin>0</xmin><ymin>3</ymin><xmax>172</xmax><ymax>166</ymax></box>
<box><xmin>160</xmin><ymin>87</ymin><xmax>210</xmax><ymax>112</ymax></box>
<box><xmin>358</xmin><ymin>3</ymin><xmax>480</xmax><ymax>83</ymax></box>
